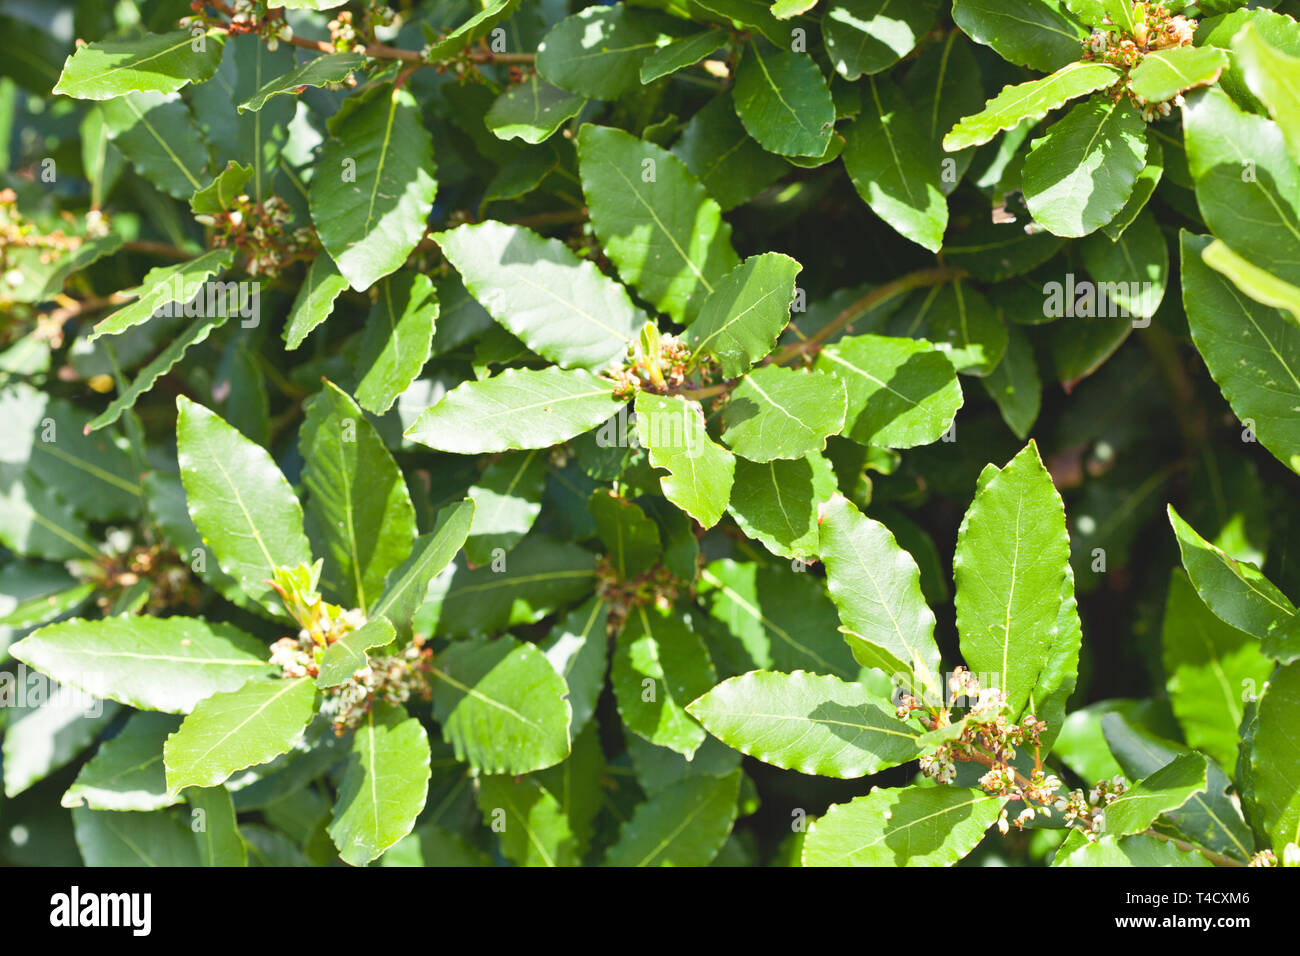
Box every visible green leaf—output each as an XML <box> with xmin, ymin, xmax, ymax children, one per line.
<box><xmin>485</xmin><ymin>74</ymin><xmax>585</xmax><ymax>144</ymax></box>
<box><xmin>2</xmin><ymin>695</ymin><xmax>119</xmax><ymax>798</ymax></box>
<box><xmin>1179</xmin><ymin>231</ymin><xmax>1300</xmax><ymax>476</ymax></box>
<box><xmin>301</xmin><ymin>381</ymin><xmax>415</xmax><ymax>611</ymax></box>
<box><xmin>819</xmin><ymin>495</ymin><xmax>943</xmax><ymax>697</ymax></box>
<box><xmin>540</xmin><ymin>597</ymin><xmax>610</xmax><ymax>737</ymax></box>
<box><xmin>578</xmin><ymin>124</ymin><xmax>738</xmax><ymax>323</ymax></box>
<box><xmin>671</xmin><ymin>93</ymin><xmax>790</xmax><ymax>211</ymax></box>
<box><xmin>843</xmin><ymin>76</ymin><xmax>948</xmax><ymax>252</ymax></box>
<box><xmin>423</xmin><ymin>535</ymin><xmax>595</xmax><ymax>636</ymax></box>
<box><xmin>640</xmin><ymin>29</ymin><xmax>728</xmax><ymax>83</ymax></box>
<box><xmin>381</xmin><ymin>825</ymin><xmax>491</xmax><ymax>867</ymax></box>
<box><xmin>1100</xmin><ymin>713</ymin><xmax>1254</xmax><ymax>861</ymax></box>
<box><xmin>1201</xmin><ymin>238</ymin><xmax>1300</xmax><ymax>328</ymax></box>
<box><xmin>537</xmin><ymin>5</ymin><xmax>680</xmax><ymax>100</ymax></box>
<box><xmin>316</xmin><ymin>618</ymin><xmax>396</xmax><ymax>688</ymax></box>
<box><xmin>699</xmin><ymin>559</ymin><xmax>858</xmax><ymax>678</ymax></box>
<box><xmin>89</xmin><ymin>248</ymin><xmax>233</xmax><ymax>341</ymax></box>
<box><xmin>164</xmin><ymin>677</ymin><xmax>319</xmax><ymax>793</ymax></box>
<box><xmin>1250</xmin><ymin>661</ymin><xmax>1300</xmax><ymax>850</ymax></box>
<box><xmin>101</xmin><ymin>91</ymin><xmax>211</xmax><ymax>201</ymax></box>
<box><xmin>803</xmin><ymin>786</ymin><xmax>1004</xmax><ymax>865</ymax></box>
<box><xmin>722</xmin><ymin>366</ymin><xmax>847</xmax><ymax>462</ymax></box>
<box><xmin>1102</xmin><ymin>753</ymin><xmax>1208</xmax><ymax>837</ymax></box>
<box><xmin>1183</xmin><ymin>87</ymin><xmax>1300</xmax><ymax>288</ymax></box>
<box><xmin>284</xmin><ymin>254</ymin><xmax>350</xmax><ymax>351</ymax></box>
<box><xmin>590</xmin><ymin>490</ymin><xmax>662</xmax><ymax>579</ymax></box>
<box><xmin>954</xmin><ymin>442</ymin><xmax>1071</xmax><ymax>716</ymax></box>
<box><xmin>238</xmin><ymin>51</ymin><xmax>365</xmax><ymax>112</ymax></box>
<box><xmin>329</xmin><ymin>702</ymin><xmax>430</xmax><ymax>866</ymax></box>
<box><xmin>1162</xmin><ymin>570</ymin><xmax>1274</xmax><ymax>769</ymax></box>
<box><xmin>436</xmin><ymin>221</ymin><xmax>641</xmax><ymax>370</ymax></box>
<box><xmin>1054</xmin><ymin>832</ymin><xmax>1213</xmax><ymax>866</ymax></box>
<box><xmin>54</xmin><ymin>29</ymin><xmax>225</xmax><ymax>100</ymax></box>
<box><xmin>354</xmin><ymin>271</ymin><xmax>437</xmax><ymax>415</ymax></box>
<box><xmin>823</xmin><ymin>0</ymin><xmax>934</xmax><ymax>80</ymax></box>
<box><xmin>1023</xmin><ymin>95</ymin><xmax>1147</xmax><ymax>238</ymax></box>
<box><xmin>732</xmin><ymin>45</ymin><xmax>835</xmax><ymax>158</ymax></box>
<box><xmin>613</xmin><ymin>605</ymin><xmax>716</xmax><ymax>758</ymax></box>
<box><xmin>1079</xmin><ymin>208</ymin><xmax>1168</xmax><ymax>319</ymax></box>
<box><xmin>11</xmin><ymin>616</ymin><xmax>272</xmax><ymax>714</ymax></box>
<box><xmin>0</xmin><ymin>472</ymin><xmax>96</xmax><ymax>561</ymax></box>
<box><xmin>188</xmin><ymin>786</ymin><xmax>247</xmax><ymax>866</ymax></box>
<box><xmin>310</xmin><ymin>84</ymin><xmax>437</xmax><ymax>291</ymax></box>
<box><xmin>87</xmin><ymin>346</ymin><xmax>160</xmax><ymax>444</ymax></box>
<box><xmin>686</xmin><ymin>254</ymin><xmax>800</xmax><ymax>374</ymax></box>
<box><xmin>604</xmin><ymin>769</ymin><xmax>741</xmax><ymax>866</ymax></box>
<box><xmin>420</xmin><ymin>0</ymin><xmax>519</xmax><ymax>61</ymax></box>
<box><xmin>688</xmin><ymin>669</ymin><xmax>923</xmax><ymax>777</ymax></box>
<box><xmin>1102</xmin><ymin>130</ymin><xmax>1163</xmax><ymax>240</ymax></box>
<box><xmin>463</xmin><ymin>451</ymin><xmax>546</xmax><ymax>567</ymax></box>
<box><xmin>190</xmin><ymin>161</ymin><xmax>252</xmax><ymax>215</ymax></box>
<box><xmin>772</xmin><ymin>0</ymin><xmax>818</xmax><ymax>17</ymax></box>
<box><xmin>725</xmin><ymin>453</ymin><xmax>837</xmax><ymax>561</ymax></box>
<box><xmin>0</xmin><ymin>386</ymin><xmax>140</xmax><ymax>521</ymax></box>
<box><xmin>177</xmin><ymin>396</ymin><xmax>312</xmax><ymax>614</ymax></box>
<box><xmin>944</xmin><ymin>62</ymin><xmax>1122</xmax><ymax>152</ymax></box>
<box><xmin>982</xmin><ymin>323</ymin><xmax>1041</xmax><ymax>440</ymax></box>
<box><xmin>406</xmin><ymin>367</ymin><xmax>622</xmax><ymax>454</ymax></box>
<box><xmin>430</xmin><ymin>634</ymin><xmax>572</xmax><ymax>774</ymax></box>
<box><xmin>476</xmin><ymin>772</ymin><xmax>579</xmax><ymax>867</ymax></box>
<box><xmin>371</xmin><ymin>498</ymin><xmax>475</xmax><ymax>639</ymax></box>
<box><xmin>1235</xmin><ymin>23</ymin><xmax>1300</xmax><ymax>167</ymax></box>
<box><xmin>62</xmin><ymin>712</ymin><xmax>182</xmax><ymax>811</ymax></box>
<box><xmin>951</xmin><ymin>0</ymin><xmax>1087</xmax><ymax>73</ymax></box>
<box><xmin>816</xmin><ymin>333</ymin><xmax>963</xmax><ymax>448</ymax></box>
<box><xmin>634</xmin><ymin>392</ymin><xmax>735</xmax><ymax>528</ymax></box>
<box><xmin>1167</xmin><ymin>504</ymin><xmax>1296</xmax><ymax>648</ymax></box>
<box><xmin>72</xmin><ymin>807</ymin><xmax>200</xmax><ymax>866</ymax></box>
<box><xmin>1129</xmin><ymin>46</ymin><xmax>1228</xmax><ymax>104</ymax></box>
<box><xmin>694</xmin><ymin>0</ymin><xmax>787</xmax><ymax>46</ymax></box>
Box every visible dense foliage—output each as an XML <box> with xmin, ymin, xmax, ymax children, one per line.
<box><xmin>1</xmin><ymin>0</ymin><xmax>1299</xmax><ymax>868</ymax></box>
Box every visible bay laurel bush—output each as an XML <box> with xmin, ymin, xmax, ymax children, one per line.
<box><xmin>0</xmin><ymin>0</ymin><xmax>1298</xmax><ymax>868</ymax></box>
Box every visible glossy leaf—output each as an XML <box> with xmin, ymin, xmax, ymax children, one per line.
<box><xmin>405</xmin><ymin>367</ymin><xmax>623</xmax><ymax>455</ymax></box>
<box><xmin>301</xmin><ymin>381</ymin><xmax>415</xmax><ymax>611</ymax></box>
<box><xmin>688</xmin><ymin>669</ymin><xmax>922</xmax><ymax>777</ymax></box>
<box><xmin>329</xmin><ymin>702</ymin><xmax>431</xmax><ymax>866</ymax></box>
<box><xmin>436</xmin><ymin>221</ymin><xmax>641</xmax><ymax>370</ymax></box>
<box><xmin>430</xmin><ymin>634</ymin><xmax>572</xmax><ymax>775</ymax></box>
<box><xmin>954</xmin><ymin>442</ymin><xmax>1071</xmax><ymax>716</ymax></box>
<box><xmin>803</xmin><ymin>786</ymin><xmax>1004</xmax><ymax>866</ymax></box>
<box><xmin>11</xmin><ymin>616</ymin><xmax>272</xmax><ymax>714</ymax></box>
<box><xmin>721</xmin><ymin>366</ymin><xmax>847</xmax><ymax>462</ymax></box>
<box><xmin>310</xmin><ymin>84</ymin><xmax>437</xmax><ymax>292</ymax></box>
<box><xmin>163</xmin><ymin>677</ymin><xmax>319</xmax><ymax>793</ymax></box>
<box><xmin>177</xmin><ymin>397</ymin><xmax>312</xmax><ymax>614</ymax></box>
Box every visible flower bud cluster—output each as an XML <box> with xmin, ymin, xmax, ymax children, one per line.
<box><xmin>328</xmin><ymin>11</ymin><xmax>358</xmax><ymax>52</ymax></box>
<box><xmin>323</xmin><ymin>635</ymin><xmax>434</xmax><ymax>734</ymax></box>
<box><xmin>76</xmin><ymin>542</ymin><xmax>199</xmax><ymax>615</ymax></box>
<box><xmin>1079</xmin><ymin>3</ymin><xmax>1199</xmax><ymax>120</ymax></box>
<box><xmin>201</xmin><ymin>194</ymin><xmax>316</xmax><ymax>276</ymax></box>
<box><xmin>594</xmin><ymin>554</ymin><xmax>682</xmax><ymax>635</ymax></box>
<box><xmin>183</xmin><ymin>1</ymin><xmax>293</xmax><ymax>49</ymax></box>
<box><xmin>608</xmin><ymin>333</ymin><xmax>692</xmax><ymax>399</ymax></box>
<box><xmin>1250</xmin><ymin>843</ymin><xmax>1300</xmax><ymax>867</ymax></box>
<box><xmin>267</xmin><ymin>562</ymin><xmax>434</xmax><ymax>733</ymax></box>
